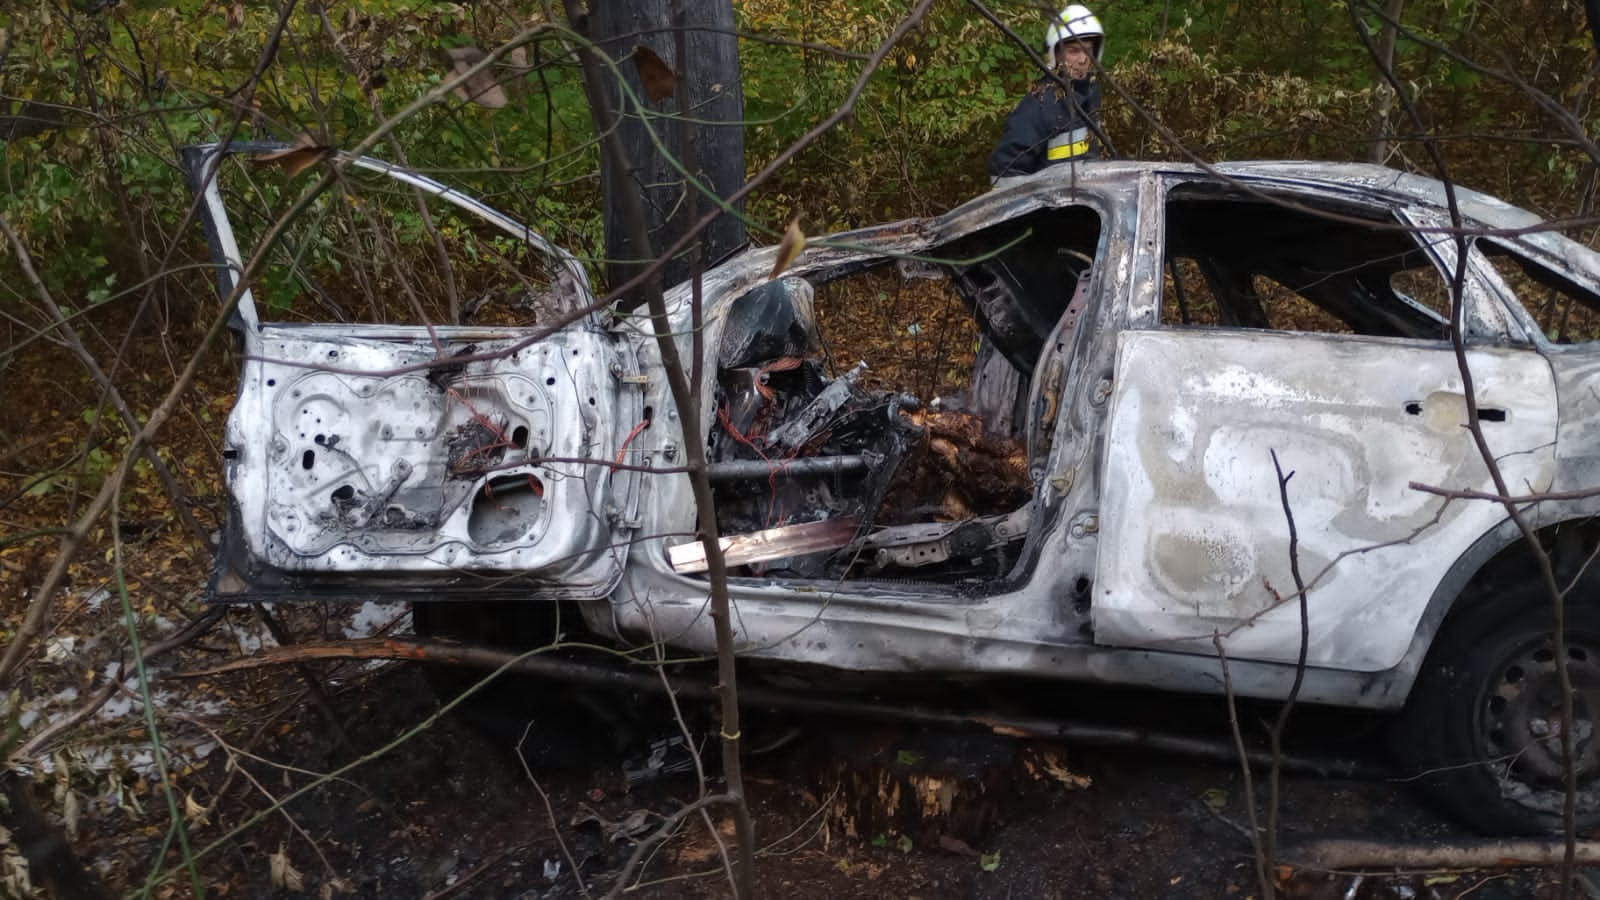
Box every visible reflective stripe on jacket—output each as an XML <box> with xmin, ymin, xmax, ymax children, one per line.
<box><xmin>1047</xmin><ymin>126</ymin><xmax>1092</xmax><ymax>162</ymax></box>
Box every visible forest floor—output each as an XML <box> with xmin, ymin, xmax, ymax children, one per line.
<box><xmin>6</xmin><ymin>594</ymin><xmax>1578</xmax><ymax>900</ymax></box>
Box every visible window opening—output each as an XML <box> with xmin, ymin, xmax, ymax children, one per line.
<box><xmin>700</xmin><ymin>206</ymin><xmax>1103</xmax><ymax>587</ymax></box>
<box><xmin>1161</xmin><ymin>183</ymin><xmax>1451</xmax><ymax>340</ymax></box>
<box><xmin>1478</xmin><ymin>240</ymin><xmax>1600</xmax><ymax>344</ymax></box>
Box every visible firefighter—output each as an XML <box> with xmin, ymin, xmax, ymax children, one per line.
<box><xmin>988</xmin><ymin>4</ymin><xmax>1104</xmax><ymax>180</ymax></box>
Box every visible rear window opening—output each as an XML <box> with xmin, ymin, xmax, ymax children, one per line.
<box><xmin>1161</xmin><ymin>184</ymin><xmax>1452</xmax><ymax>340</ymax></box>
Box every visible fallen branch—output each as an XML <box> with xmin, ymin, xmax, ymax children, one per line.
<box><xmin>185</xmin><ymin>636</ymin><xmax>1385</xmax><ymax>779</ymax></box>
<box><xmin>184</xmin><ymin>636</ymin><xmax>530</xmax><ymax>676</ymax></box>
<box><xmin>1283</xmin><ymin>838</ymin><xmax>1600</xmax><ymax>871</ymax></box>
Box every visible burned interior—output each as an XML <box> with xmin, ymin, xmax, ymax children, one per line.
<box><xmin>1161</xmin><ymin>183</ymin><xmax>1454</xmax><ymax>337</ymax></box>
<box><xmin>692</xmin><ymin>207</ymin><xmax>1103</xmax><ymax>586</ymax></box>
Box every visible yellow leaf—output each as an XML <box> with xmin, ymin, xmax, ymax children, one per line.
<box><xmin>269</xmin><ymin>845</ymin><xmax>305</xmax><ymax>891</ymax></box>
<box><xmin>250</xmin><ymin>133</ymin><xmax>333</xmax><ymax>179</ymax></box>
<box><xmin>184</xmin><ymin>791</ymin><xmax>210</xmax><ymax>826</ymax></box>
<box><xmin>770</xmin><ymin>218</ymin><xmax>806</xmax><ymax>281</ymax></box>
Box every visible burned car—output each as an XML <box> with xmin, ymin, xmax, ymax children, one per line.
<box><xmin>186</xmin><ymin>142</ymin><xmax>1600</xmax><ymax>835</ymax></box>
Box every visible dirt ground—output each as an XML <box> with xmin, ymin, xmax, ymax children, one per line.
<box><xmin>17</xmin><ymin>623</ymin><xmax>1576</xmax><ymax>900</ymax></box>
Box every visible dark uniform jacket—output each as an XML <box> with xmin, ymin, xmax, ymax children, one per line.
<box><xmin>987</xmin><ymin>75</ymin><xmax>1102</xmax><ymax>178</ymax></box>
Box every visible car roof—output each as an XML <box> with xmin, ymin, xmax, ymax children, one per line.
<box><xmin>1002</xmin><ymin>159</ymin><xmax>1536</xmax><ymax>228</ymax></box>
<box><xmin>977</xmin><ymin>160</ymin><xmax>1600</xmax><ymax>289</ymax></box>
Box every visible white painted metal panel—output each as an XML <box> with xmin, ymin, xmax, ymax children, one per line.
<box><xmin>224</xmin><ymin>322</ymin><xmax>640</xmax><ymax>598</ymax></box>
<box><xmin>1094</xmin><ymin>329</ymin><xmax>1557</xmax><ymax>671</ymax></box>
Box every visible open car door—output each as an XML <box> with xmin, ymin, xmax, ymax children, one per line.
<box><xmin>183</xmin><ymin>143</ymin><xmax>644</xmax><ymax>602</ymax></box>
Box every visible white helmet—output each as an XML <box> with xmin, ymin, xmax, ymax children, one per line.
<box><xmin>1045</xmin><ymin>5</ymin><xmax>1104</xmax><ymax>62</ymax></box>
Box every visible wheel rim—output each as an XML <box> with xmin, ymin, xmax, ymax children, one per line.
<box><xmin>1480</xmin><ymin>632</ymin><xmax>1600</xmax><ymax>816</ymax></box>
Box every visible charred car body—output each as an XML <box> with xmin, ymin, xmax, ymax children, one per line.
<box><xmin>187</xmin><ymin>142</ymin><xmax>1600</xmax><ymax>835</ymax></box>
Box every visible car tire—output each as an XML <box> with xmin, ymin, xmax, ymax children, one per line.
<box><xmin>1398</xmin><ymin>584</ymin><xmax>1600</xmax><ymax>835</ymax></box>
<box><xmin>410</xmin><ymin>600</ymin><xmax>632</xmax><ymax>767</ymax></box>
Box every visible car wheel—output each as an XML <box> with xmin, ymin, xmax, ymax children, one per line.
<box><xmin>1399</xmin><ymin>585</ymin><xmax>1600</xmax><ymax>835</ymax></box>
<box><xmin>410</xmin><ymin>600</ymin><xmax>630</xmax><ymax>766</ymax></box>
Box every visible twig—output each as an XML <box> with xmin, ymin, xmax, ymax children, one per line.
<box><xmin>110</xmin><ymin>504</ymin><xmax>202</xmax><ymax>900</ymax></box>
<box><xmin>1266</xmin><ymin>449</ymin><xmax>1312</xmax><ymax>894</ymax></box>
<box><xmin>247</xmin><ymin>603</ymin><xmax>354</xmax><ymax>755</ymax></box>
<box><xmin>1407</xmin><ymin>482</ymin><xmax>1600</xmax><ymax>504</ymax></box>
<box><xmin>563</xmin><ymin>3</ymin><xmax>759</xmax><ymax>894</ymax></box>
<box><xmin>418</xmin><ymin>846</ymin><xmax>519</xmax><ymax>900</ymax></box>
<box><xmin>165</xmin><ymin>710</ymin><xmax>373</xmax><ymax>798</ymax></box>
<box><xmin>140</xmin><ymin>640</ymin><xmax>569</xmax><ymax>891</ymax></box>
<box><xmin>515</xmin><ymin>721</ymin><xmax>590</xmax><ymax>899</ymax></box>
<box><xmin>1213</xmin><ymin>631</ymin><xmax>1272</xmax><ymax>900</ymax></box>
<box><xmin>605</xmin><ymin>793</ymin><xmax>737</xmax><ymax>899</ymax></box>
<box><xmin>0</xmin><ymin>212</ymin><xmax>208</xmax><ymax>545</ymax></box>
<box><xmin>1344</xmin><ymin>6</ymin><xmax>1581</xmax><ymax>896</ymax></box>
<box><xmin>205</xmin><ymin>733</ymin><xmax>342</xmax><ymax>883</ymax></box>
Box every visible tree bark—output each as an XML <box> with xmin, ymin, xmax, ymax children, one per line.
<box><xmin>0</xmin><ymin>773</ymin><xmax>113</xmax><ymax>900</ymax></box>
<box><xmin>1283</xmin><ymin>838</ymin><xmax>1600</xmax><ymax>871</ymax></box>
<box><xmin>564</xmin><ymin>3</ymin><xmax>756</xmax><ymax>894</ymax></box>
<box><xmin>589</xmin><ymin>0</ymin><xmax>745</xmax><ymax>303</ymax></box>
<box><xmin>1368</xmin><ymin>0</ymin><xmax>1406</xmax><ymax>165</ymax></box>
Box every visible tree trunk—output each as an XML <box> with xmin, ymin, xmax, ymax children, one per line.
<box><xmin>1368</xmin><ymin>0</ymin><xmax>1406</xmax><ymax>165</ymax></box>
<box><xmin>589</xmin><ymin>0</ymin><xmax>746</xmax><ymax>304</ymax></box>
<box><xmin>0</xmin><ymin>773</ymin><xmax>113</xmax><ymax>900</ymax></box>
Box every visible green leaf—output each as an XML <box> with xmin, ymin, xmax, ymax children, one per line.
<box><xmin>979</xmin><ymin>850</ymin><xmax>1000</xmax><ymax>872</ymax></box>
<box><xmin>24</xmin><ymin>474</ymin><xmax>63</xmax><ymax>498</ymax></box>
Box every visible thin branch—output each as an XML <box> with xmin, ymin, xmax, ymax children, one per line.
<box><xmin>604</xmin><ymin>793</ymin><xmax>737</xmax><ymax>899</ymax></box>
<box><xmin>1264</xmin><ymin>449</ymin><xmax>1312</xmax><ymax>897</ymax></box>
<box><xmin>516</xmin><ymin>721</ymin><xmax>590</xmax><ymax>899</ymax></box>
<box><xmin>0</xmin><ymin>212</ymin><xmax>209</xmax><ymax>546</ymax></box>
<box><xmin>562</xmin><ymin>2</ymin><xmax>757</xmax><ymax>894</ymax></box>
<box><xmin>1408</xmin><ymin>481</ymin><xmax>1600</xmax><ymax>504</ymax></box>
<box><xmin>1213</xmin><ymin>631</ymin><xmax>1272</xmax><ymax>900</ymax></box>
<box><xmin>1346</xmin><ymin>5</ymin><xmax>1580</xmax><ymax>894</ymax></box>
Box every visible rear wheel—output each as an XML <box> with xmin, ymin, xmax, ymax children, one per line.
<box><xmin>1398</xmin><ymin>585</ymin><xmax>1600</xmax><ymax>835</ymax></box>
